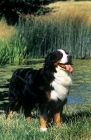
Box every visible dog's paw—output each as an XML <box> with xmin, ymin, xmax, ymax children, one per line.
<box><xmin>40</xmin><ymin>128</ymin><xmax>47</xmax><ymax>132</ymax></box>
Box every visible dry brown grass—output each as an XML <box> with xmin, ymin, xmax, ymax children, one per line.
<box><xmin>0</xmin><ymin>20</ymin><xmax>16</xmax><ymax>39</ymax></box>
<box><xmin>46</xmin><ymin>1</ymin><xmax>91</xmax><ymax>24</ymax></box>
<box><xmin>0</xmin><ymin>1</ymin><xmax>91</xmax><ymax>39</ymax></box>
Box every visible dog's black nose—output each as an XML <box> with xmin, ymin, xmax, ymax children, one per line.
<box><xmin>67</xmin><ymin>55</ymin><xmax>72</xmax><ymax>64</ymax></box>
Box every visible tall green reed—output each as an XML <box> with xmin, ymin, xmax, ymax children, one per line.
<box><xmin>0</xmin><ymin>37</ymin><xmax>27</xmax><ymax>66</ymax></box>
<box><xmin>17</xmin><ymin>15</ymin><xmax>91</xmax><ymax>59</ymax></box>
<box><xmin>1</xmin><ymin>13</ymin><xmax>91</xmax><ymax>66</ymax></box>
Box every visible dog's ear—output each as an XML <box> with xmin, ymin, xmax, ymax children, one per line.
<box><xmin>44</xmin><ymin>51</ymin><xmax>63</xmax><ymax>70</ymax></box>
<box><xmin>50</xmin><ymin>51</ymin><xmax>63</xmax><ymax>63</ymax></box>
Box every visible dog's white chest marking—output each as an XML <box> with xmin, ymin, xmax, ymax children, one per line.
<box><xmin>50</xmin><ymin>66</ymin><xmax>72</xmax><ymax>101</ymax></box>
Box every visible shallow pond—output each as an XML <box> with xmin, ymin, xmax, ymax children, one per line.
<box><xmin>0</xmin><ymin>59</ymin><xmax>91</xmax><ymax>112</ymax></box>
<box><xmin>68</xmin><ymin>59</ymin><xmax>91</xmax><ymax>105</ymax></box>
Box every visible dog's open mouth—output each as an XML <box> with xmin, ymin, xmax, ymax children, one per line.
<box><xmin>58</xmin><ymin>63</ymin><xmax>73</xmax><ymax>72</ymax></box>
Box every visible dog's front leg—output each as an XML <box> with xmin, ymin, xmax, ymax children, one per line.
<box><xmin>54</xmin><ymin>112</ymin><xmax>61</xmax><ymax>125</ymax></box>
<box><xmin>39</xmin><ymin>104</ymin><xmax>48</xmax><ymax>131</ymax></box>
<box><xmin>39</xmin><ymin>115</ymin><xmax>47</xmax><ymax>131</ymax></box>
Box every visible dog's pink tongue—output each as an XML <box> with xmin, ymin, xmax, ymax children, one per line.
<box><xmin>65</xmin><ymin>65</ymin><xmax>73</xmax><ymax>72</ymax></box>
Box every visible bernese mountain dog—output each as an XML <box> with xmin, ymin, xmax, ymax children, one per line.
<box><xmin>6</xmin><ymin>49</ymin><xmax>73</xmax><ymax>131</ymax></box>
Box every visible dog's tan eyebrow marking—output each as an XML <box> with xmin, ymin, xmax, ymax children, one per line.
<box><xmin>65</xmin><ymin>51</ymin><xmax>69</xmax><ymax>54</ymax></box>
<box><xmin>46</xmin><ymin>92</ymin><xmax>52</xmax><ymax>100</ymax></box>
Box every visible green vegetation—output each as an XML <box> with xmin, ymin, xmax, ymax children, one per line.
<box><xmin>1</xmin><ymin>12</ymin><xmax>91</xmax><ymax>66</ymax></box>
<box><xmin>0</xmin><ymin>37</ymin><xmax>27</xmax><ymax>65</ymax></box>
<box><xmin>1</xmin><ymin>2</ymin><xmax>91</xmax><ymax>65</ymax></box>
<box><xmin>17</xmin><ymin>14</ymin><xmax>91</xmax><ymax>59</ymax></box>
<box><xmin>0</xmin><ymin>104</ymin><xmax>91</xmax><ymax>140</ymax></box>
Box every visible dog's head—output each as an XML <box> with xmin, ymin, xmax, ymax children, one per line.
<box><xmin>44</xmin><ymin>49</ymin><xmax>73</xmax><ymax>72</ymax></box>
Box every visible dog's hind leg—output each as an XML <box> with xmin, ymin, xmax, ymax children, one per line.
<box><xmin>6</xmin><ymin>101</ymin><xmax>19</xmax><ymax>120</ymax></box>
<box><xmin>6</xmin><ymin>110</ymin><xmax>13</xmax><ymax>120</ymax></box>
<box><xmin>23</xmin><ymin>103</ymin><xmax>35</xmax><ymax>121</ymax></box>
<box><xmin>24</xmin><ymin>108</ymin><xmax>32</xmax><ymax>121</ymax></box>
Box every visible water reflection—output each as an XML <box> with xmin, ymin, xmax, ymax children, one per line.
<box><xmin>70</xmin><ymin>59</ymin><xmax>91</xmax><ymax>104</ymax></box>
<box><xmin>68</xmin><ymin>96</ymin><xmax>84</xmax><ymax>104</ymax></box>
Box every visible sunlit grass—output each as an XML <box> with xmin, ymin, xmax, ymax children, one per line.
<box><xmin>0</xmin><ymin>103</ymin><xmax>91</xmax><ymax>140</ymax></box>
<box><xmin>0</xmin><ymin>1</ymin><xmax>91</xmax><ymax>39</ymax></box>
<box><xmin>0</xmin><ymin>19</ymin><xmax>16</xmax><ymax>39</ymax></box>
<box><xmin>46</xmin><ymin>1</ymin><xmax>91</xmax><ymax>24</ymax></box>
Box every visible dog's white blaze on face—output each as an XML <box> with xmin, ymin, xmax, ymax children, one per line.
<box><xmin>58</xmin><ymin>49</ymin><xmax>68</xmax><ymax>64</ymax></box>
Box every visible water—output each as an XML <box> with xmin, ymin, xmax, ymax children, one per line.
<box><xmin>0</xmin><ymin>59</ymin><xmax>91</xmax><ymax>111</ymax></box>
<box><xmin>68</xmin><ymin>59</ymin><xmax>91</xmax><ymax>104</ymax></box>
<box><xmin>68</xmin><ymin>96</ymin><xmax>84</xmax><ymax>104</ymax></box>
